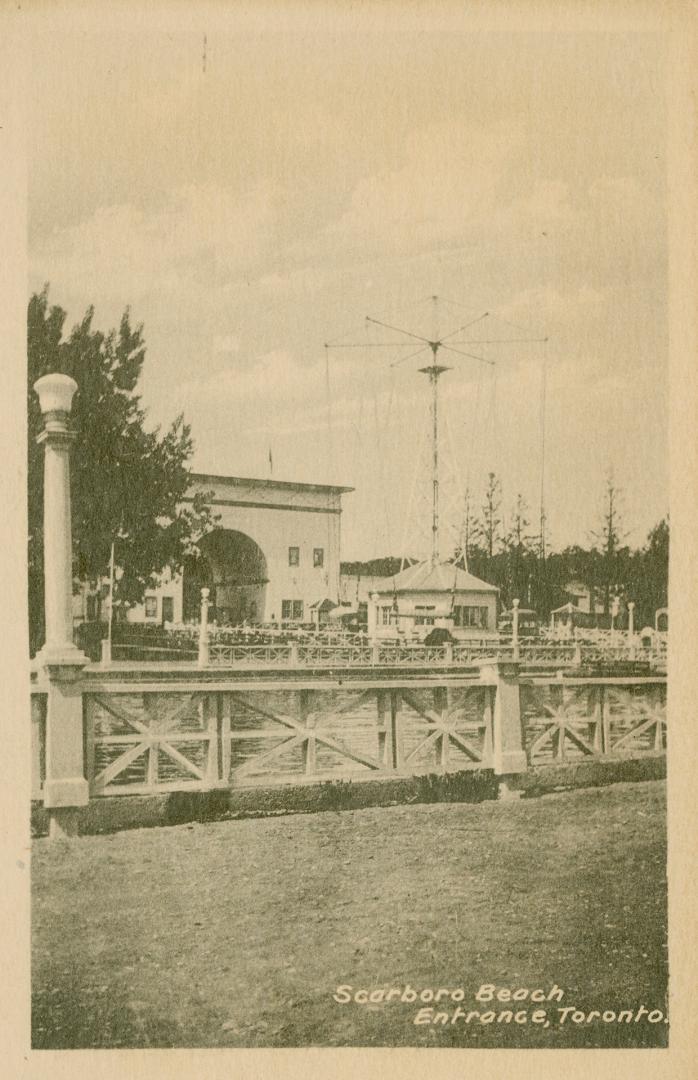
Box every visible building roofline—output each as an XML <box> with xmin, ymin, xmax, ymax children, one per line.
<box><xmin>189</xmin><ymin>472</ymin><xmax>354</xmax><ymax>495</ymax></box>
<box><xmin>373</xmin><ymin>585</ymin><xmax>500</xmax><ymax>594</ymax></box>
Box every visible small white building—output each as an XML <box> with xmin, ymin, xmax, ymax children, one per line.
<box><xmin>563</xmin><ymin>580</ymin><xmax>605</xmax><ymax>615</ymax></box>
<box><xmin>367</xmin><ymin>560</ymin><xmax>499</xmax><ymax>641</ymax></box>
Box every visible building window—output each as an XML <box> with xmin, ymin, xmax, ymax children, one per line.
<box><xmin>313</xmin><ymin>547</ymin><xmax>324</xmax><ymax>568</ymax></box>
<box><xmin>381</xmin><ymin>606</ymin><xmax>392</xmax><ymax>625</ymax></box>
<box><xmin>281</xmin><ymin>599</ymin><xmax>304</xmax><ymax>621</ymax></box>
<box><xmin>161</xmin><ymin>596</ymin><xmax>174</xmax><ymax>624</ymax></box>
<box><xmin>454</xmin><ymin>605</ymin><xmax>489</xmax><ymax>629</ymax></box>
<box><xmin>288</xmin><ymin>546</ymin><xmax>300</xmax><ymax>566</ymax></box>
<box><xmin>145</xmin><ymin>596</ymin><xmax>158</xmax><ymax>618</ymax></box>
<box><xmin>414</xmin><ymin>604</ymin><xmax>436</xmax><ymax>626</ymax></box>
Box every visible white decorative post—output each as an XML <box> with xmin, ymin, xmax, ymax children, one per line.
<box><xmin>627</xmin><ymin>601</ymin><xmax>636</xmax><ymax>658</ymax></box>
<box><xmin>477</xmin><ymin>659</ymin><xmax>527</xmax><ymax>799</ymax></box>
<box><xmin>512</xmin><ymin>598</ymin><xmax>520</xmax><ymax>661</ymax></box>
<box><xmin>33</xmin><ymin>373</ymin><xmax>89</xmax><ymax>839</ymax></box>
<box><xmin>369</xmin><ymin>592</ymin><xmax>381</xmax><ymax>664</ymax></box>
<box><xmin>611</xmin><ymin>595</ymin><xmax>620</xmax><ymax>643</ymax></box>
<box><xmin>369</xmin><ymin>592</ymin><xmax>380</xmax><ymax>643</ymax></box>
<box><xmin>35</xmin><ymin>375</ymin><xmax>85</xmax><ymax>666</ymax></box>
<box><xmin>198</xmin><ymin>587</ymin><xmax>210</xmax><ymax>667</ymax></box>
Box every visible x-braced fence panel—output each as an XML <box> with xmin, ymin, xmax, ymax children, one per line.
<box><xmin>520</xmin><ymin>679</ymin><xmax>667</xmax><ymax>766</ymax></box>
<box><xmin>82</xmin><ymin>685</ymin><xmax>495</xmax><ymax>795</ymax></box>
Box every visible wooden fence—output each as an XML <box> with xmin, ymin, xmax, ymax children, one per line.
<box><xmin>31</xmin><ymin>663</ymin><xmax>666</xmax><ymax>805</ymax></box>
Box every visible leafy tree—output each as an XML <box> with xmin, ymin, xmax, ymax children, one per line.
<box><xmin>28</xmin><ymin>286</ymin><xmax>215</xmax><ymax>653</ymax></box>
<box><xmin>632</xmin><ymin>518</ymin><xmax>669</xmax><ymax>627</ymax></box>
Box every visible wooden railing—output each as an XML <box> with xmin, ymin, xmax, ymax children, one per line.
<box><xmin>520</xmin><ymin>675</ymin><xmax>666</xmax><ymax>764</ymax></box>
<box><xmin>78</xmin><ymin>682</ymin><xmax>494</xmax><ymax>796</ymax></box>
<box><xmin>106</xmin><ymin>639</ymin><xmax>666</xmax><ymax>671</ymax></box>
<box><xmin>31</xmin><ymin>663</ymin><xmax>666</xmax><ymax>814</ymax></box>
<box><xmin>208</xmin><ymin>643</ymin><xmax>296</xmax><ymax>666</ymax></box>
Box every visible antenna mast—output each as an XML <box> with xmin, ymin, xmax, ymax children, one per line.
<box><xmin>325</xmin><ymin>295</ymin><xmax>546</xmax><ymax>571</ymax></box>
<box><xmin>421</xmin><ymin>346</ymin><xmax>451</xmax><ymax>567</ymax></box>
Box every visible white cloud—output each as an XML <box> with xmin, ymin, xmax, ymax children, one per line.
<box><xmin>31</xmin><ymin>182</ymin><xmax>280</xmax><ymax>305</ymax></box>
<box><xmin>326</xmin><ymin>118</ymin><xmax>525</xmax><ymax>254</ymax></box>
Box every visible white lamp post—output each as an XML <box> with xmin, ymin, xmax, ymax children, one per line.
<box><xmin>369</xmin><ymin>592</ymin><xmax>380</xmax><ymax>646</ymax></box>
<box><xmin>198</xmin><ymin>587</ymin><xmax>210</xmax><ymax>667</ymax></box>
<box><xmin>33</xmin><ymin>372</ymin><xmax>89</xmax><ymax>838</ymax></box>
<box><xmin>611</xmin><ymin>595</ymin><xmax>620</xmax><ymax>642</ymax></box>
<box><xmin>33</xmin><ymin>373</ymin><xmax>87</xmax><ymax>667</ymax></box>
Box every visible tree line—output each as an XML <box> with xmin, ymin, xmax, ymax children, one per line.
<box><xmin>343</xmin><ymin>471</ymin><xmax>669</xmax><ymax>631</ymax></box>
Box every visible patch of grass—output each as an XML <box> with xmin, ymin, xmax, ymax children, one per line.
<box><xmin>31</xmin><ymin>779</ymin><xmax>667</xmax><ymax>1049</ymax></box>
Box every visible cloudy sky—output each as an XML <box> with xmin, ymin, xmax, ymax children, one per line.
<box><xmin>28</xmin><ymin>17</ymin><xmax>668</xmax><ymax>560</ymax></box>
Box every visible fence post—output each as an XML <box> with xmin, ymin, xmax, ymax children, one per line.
<box><xmin>477</xmin><ymin>659</ymin><xmax>527</xmax><ymax>799</ymax></box>
<box><xmin>198</xmin><ymin>587</ymin><xmax>210</xmax><ymax>667</ymax></box>
<box><xmin>33</xmin><ymin>373</ymin><xmax>89</xmax><ymax>838</ymax></box>
<box><xmin>512</xmin><ymin>598</ymin><xmax>520</xmax><ymax>661</ymax></box>
<box><xmin>100</xmin><ymin>636</ymin><xmax>111</xmax><ymax>667</ymax></box>
<box><xmin>627</xmin><ymin>602</ymin><xmax>636</xmax><ymax>658</ymax></box>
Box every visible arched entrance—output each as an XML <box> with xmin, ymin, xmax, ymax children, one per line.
<box><xmin>183</xmin><ymin>529</ymin><xmax>269</xmax><ymax>625</ymax></box>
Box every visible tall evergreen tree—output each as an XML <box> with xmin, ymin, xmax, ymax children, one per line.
<box><xmin>480</xmin><ymin>472</ymin><xmax>503</xmax><ymax>562</ymax></box>
<box><xmin>591</xmin><ymin>470</ymin><xmax>628</xmax><ymax>614</ymax></box>
<box><xmin>503</xmin><ymin>494</ymin><xmax>534</xmax><ymax>607</ymax></box>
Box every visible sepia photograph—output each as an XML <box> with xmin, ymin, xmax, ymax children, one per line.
<box><xmin>6</xmin><ymin>2</ymin><xmax>697</xmax><ymax>1070</ymax></box>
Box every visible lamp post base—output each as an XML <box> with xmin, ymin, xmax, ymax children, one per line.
<box><xmin>35</xmin><ymin>643</ymin><xmax>89</xmax><ymax>678</ymax></box>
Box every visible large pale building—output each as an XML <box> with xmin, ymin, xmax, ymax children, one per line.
<box><xmin>75</xmin><ymin>473</ymin><xmax>353</xmax><ymax>628</ymax></box>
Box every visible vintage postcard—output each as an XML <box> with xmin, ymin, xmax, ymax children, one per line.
<box><xmin>1</xmin><ymin>2</ymin><xmax>697</xmax><ymax>1078</ymax></box>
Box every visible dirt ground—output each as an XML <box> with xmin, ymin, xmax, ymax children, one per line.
<box><xmin>31</xmin><ymin>779</ymin><xmax>667</xmax><ymax>1049</ymax></box>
